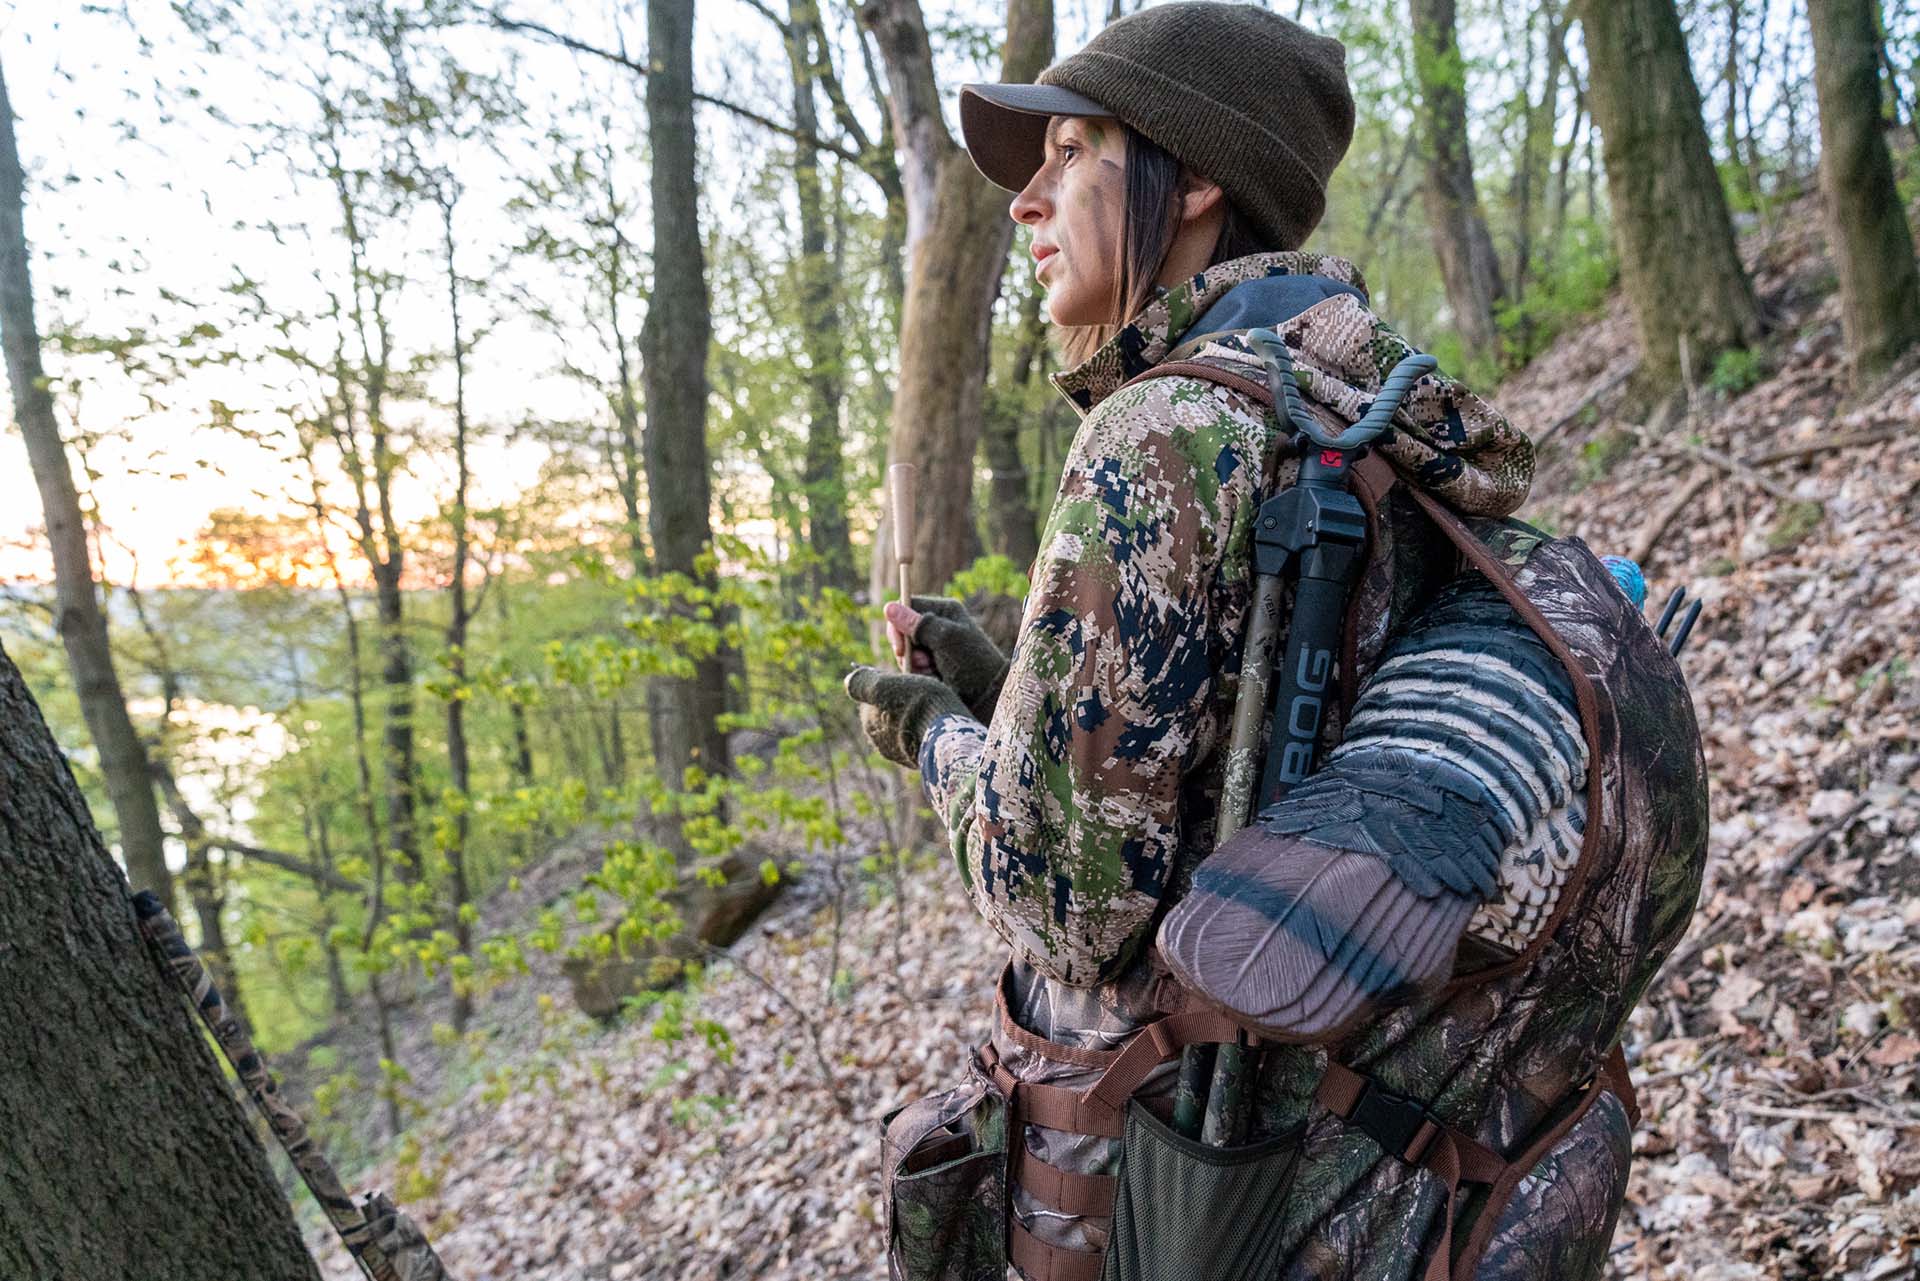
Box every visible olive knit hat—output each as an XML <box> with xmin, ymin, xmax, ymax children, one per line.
<box><xmin>960</xmin><ymin>1</ymin><xmax>1355</xmax><ymax>250</ymax></box>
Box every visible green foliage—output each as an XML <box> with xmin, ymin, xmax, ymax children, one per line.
<box><xmin>1766</xmin><ymin>499</ymin><xmax>1825</xmax><ymax>553</ymax></box>
<box><xmin>944</xmin><ymin>554</ymin><xmax>1030</xmax><ymax>601</ymax></box>
<box><xmin>1574</xmin><ymin>428</ymin><xmax>1638</xmax><ymax>491</ymax></box>
<box><xmin>390</xmin><ymin>1134</ymin><xmax>446</xmax><ymax>1203</ymax></box>
<box><xmin>1707</xmin><ymin>348</ymin><xmax>1765</xmax><ymax>397</ymax></box>
<box><xmin>1495</xmin><ymin>221</ymin><xmax>1620</xmax><ymax>367</ymax></box>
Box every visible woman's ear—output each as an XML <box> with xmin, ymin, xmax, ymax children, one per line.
<box><xmin>1177</xmin><ymin>172</ymin><xmax>1226</xmax><ymax>228</ymax></box>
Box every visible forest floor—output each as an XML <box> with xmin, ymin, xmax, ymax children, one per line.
<box><xmin>303</xmin><ymin>193</ymin><xmax>1920</xmax><ymax>1280</ymax></box>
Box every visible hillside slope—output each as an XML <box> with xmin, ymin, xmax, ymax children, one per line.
<box><xmin>308</xmin><ymin>195</ymin><xmax>1919</xmax><ymax>1281</ymax></box>
<box><xmin>1498</xmin><ymin>197</ymin><xmax>1920</xmax><ymax>1279</ymax></box>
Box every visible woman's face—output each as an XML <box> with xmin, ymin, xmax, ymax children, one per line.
<box><xmin>1010</xmin><ymin>115</ymin><xmax>1130</xmax><ymax>328</ymax></box>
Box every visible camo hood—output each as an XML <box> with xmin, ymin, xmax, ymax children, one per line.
<box><xmin>1051</xmin><ymin>251</ymin><xmax>1535</xmax><ymax>517</ymax></box>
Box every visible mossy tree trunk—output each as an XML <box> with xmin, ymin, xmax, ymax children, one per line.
<box><xmin>643</xmin><ymin>0</ymin><xmax>732</xmax><ymax>858</ymax></box>
<box><xmin>1809</xmin><ymin>0</ymin><xmax>1920</xmax><ymax>383</ymax></box>
<box><xmin>1411</xmin><ymin>0</ymin><xmax>1508</xmax><ymax>360</ymax></box>
<box><xmin>784</xmin><ymin>0</ymin><xmax>860</xmax><ymax>593</ymax></box>
<box><xmin>860</xmin><ymin>0</ymin><xmax>1053</xmax><ymax>609</ymax></box>
<box><xmin>1578</xmin><ymin>0</ymin><xmax>1765</xmax><ymax>389</ymax></box>
<box><xmin>0</xmin><ymin>639</ymin><xmax>321</xmax><ymax>1281</ymax></box>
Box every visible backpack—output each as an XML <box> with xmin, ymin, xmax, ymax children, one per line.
<box><xmin>882</xmin><ymin>335</ymin><xmax>1709</xmax><ymax>1281</ymax></box>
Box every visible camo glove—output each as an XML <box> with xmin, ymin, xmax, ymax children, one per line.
<box><xmin>844</xmin><ymin>665</ymin><xmax>971</xmax><ymax>769</ymax></box>
<box><xmin>888</xmin><ymin>595</ymin><xmax>1010</xmax><ymax>721</ymax></box>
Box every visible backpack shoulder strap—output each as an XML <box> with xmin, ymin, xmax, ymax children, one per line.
<box><xmin>1126</xmin><ymin>357</ymin><xmax>1273</xmax><ymax>406</ymax></box>
<box><xmin>1130</xmin><ymin>356</ymin><xmax>1608</xmax><ymax>986</ymax></box>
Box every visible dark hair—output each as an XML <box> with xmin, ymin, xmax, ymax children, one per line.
<box><xmin>1059</xmin><ymin>125</ymin><xmax>1271</xmax><ymax>367</ymax></box>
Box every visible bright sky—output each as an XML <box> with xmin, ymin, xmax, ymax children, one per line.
<box><xmin>0</xmin><ymin>0</ymin><xmax>1149</xmax><ymax>590</ymax></box>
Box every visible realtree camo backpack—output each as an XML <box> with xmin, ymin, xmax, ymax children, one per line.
<box><xmin>881</xmin><ymin>340</ymin><xmax>1709</xmax><ymax>1281</ymax></box>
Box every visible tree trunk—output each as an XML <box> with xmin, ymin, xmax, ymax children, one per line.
<box><xmin>307</xmin><ymin>806</ymin><xmax>352</xmax><ymax>1016</ymax></box>
<box><xmin>787</xmin><ymin>1</ymin><xmax>859</xmax><ymax>594</ymax></box>
<box><xmin>374</xmin><ymin>559</ymin><xmax>418</xmax><ymax>883</ymax></box>
<box><xmin>1724</xmin><ymin>0</ymin><xmax>1754</xmax><ymax>206</ymax></box>
<box><xmin>440</xmin><ymin>191</ymin><xmax>475</xmax><ymax>1032</ymax></box>
<box><xmin>0</xmin><ymin>639</ymin><xmax>321</xmax><ymax>1280</ymax></box>
<box><xmin>981</xmin><ymin>279</ymin><xmax>1047</xmax><ymax>569</ymax></box>
<box><xmin>1809</xmin><ymin>0</ymin><xmax>1920</xmax><ymax>382</ymax></box>
<box><xmin>316</xmin><ymin>101</ymin><xmax>419</xmax><ymax>894</ymax></box>
<box><xmin>861</xmin><ymin>0</ymin><xmax>1053</xmax><ymax>610</ymax></box>
<box><xmin>1513</xmin><ymin>2</ymin><xmax>1570</xmax><ymax>312</ymax></box>
<box><xmin>304</xmin><ymin>447</ymin><xmax>409</xmax><ymax>1128</ymax></box>
<box><xmin>1411</xmin><ymin>0</ymin><xmax>1507</xmax><ymax>360</ymax></box>
<box><xmin>642</xmin><ymin>0</ymin><xmax>732</xmax><ymax>859</ymax></box>
<box><xmin>1578</xmin><ymin>0</ymin><xmax>1765</xmax><ymax>388</ymax></box>
<box><xmin>1551</xmin><ymin>63</ymin><xmax>1587</xmax><ymax>252</ymax></box>
<box><xmin>0</xmin><ymin>60</ymin><xmax>175</xmax><ymax>914</ymax></box>
<box><xmin>604</xmin><ymin>153</ymin><xmax>649</xmax><ymax>580</ymax></box>
<box><xmin>497</xmin><ymin>581</ymin><xmax>537</xmax><ymax>791</ymax></box>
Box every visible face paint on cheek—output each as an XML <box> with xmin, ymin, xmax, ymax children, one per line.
<box><xmin>1084</xmin><ymin>159</ymin><xmax>1122</xmax><ymax>243</ymax></box>
<box><xmin>1076</xmin><ymin>161</ymin><xmax>1124</xmax><ymax>317</ymax></box>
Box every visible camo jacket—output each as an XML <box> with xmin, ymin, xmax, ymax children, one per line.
<box><xmin>917</xmin><ymin>251</ymin><xmax>1538</xmax><ymax>990</ymax></box>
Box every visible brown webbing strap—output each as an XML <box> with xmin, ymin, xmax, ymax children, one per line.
<box><xmin>1316</xmin><ymin>1062</ymin><xmax>1507</xmax><ymax>1281</ymax></box>
<box><xmin>1447</xmin><ymin>1054</ymin><xmax>1625</xmax><ymax>1280</ymax></box>
<box><xmin>1605</xmin><ymin>1042</ymin><xmax>1640</xmax><ymax>1127</ymax></box>
<box><xmin>1010</xmin><ymin>1220</ymin><xmax>1103</xmax><ymax>1281</ymax></box>
<box><xmin>1011</xmin><ymin>1142</ymin><xmax>1117</xmax><ymax>1218</ymax></box>
<box><xmin>1019</xmin><ymin>1080</ymin><xmax>1126</xmax><ymax>1139</ymax></box>
<box><xmin>1085</xmin><ymin>1009</ymin><xmax>1244</xmax><ymax>1116</ymax></box>
<box><xmin>982</xmin><ymin>981</ymin><xmax>1241</xmax><ymax>1275</ymax></box>
<box><xmin>1127</xmin><ymin>359</ymin><xmax>1272</xmax><ymax>407</ymax></box>
<box><xmin>981</xmin><ymin>1041</ymin><xmax>1128</xmax><ymax>1140</ymax></box>
<box><xmin>995</xmin><ymin>964</ymin><xmax>1123</xmax><ymax>1070</ymax></box>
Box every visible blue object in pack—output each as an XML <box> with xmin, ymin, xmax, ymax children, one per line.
<box><xmin>1600</xmin><ymin>556</ymin><xmax>1648</xmax><ymax>610</ymax></box>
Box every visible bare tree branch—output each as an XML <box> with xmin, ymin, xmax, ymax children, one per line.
<box><xmin>734</xmin><ymin>0</ymin><xmax>789</xmax><ymax>31</ymax></box>
<box><xmin>487</xmin><ymin>9</ymin><xmax>874</xmax><ymax>170</ymax></box>
<box><xmin>152</xmin><ymin>760</ymin><xmax>363</xmax><ymax>894</ymax></box>
<box><xmin>203</xmin><ymin>837</ymin><xmax>366</xmax><ymax>894</ymax></box>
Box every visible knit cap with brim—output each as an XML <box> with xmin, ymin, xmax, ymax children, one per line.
<box><xmin>959</xmin><ymin>1</ymin><xmax>1354</xmax><ymax>251</ymax></box>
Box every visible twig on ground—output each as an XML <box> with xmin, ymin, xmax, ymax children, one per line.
<box><xmin>1746</xmin><ymin>426</ymin><xmax>1907</xmax><ymax>466</ymax></box>
<box><xmin>1739</xmin><ymin>1100</ymin><xmax>1920</xmax><ymax>1131</ymax></box>
<box><xmin>1766</xmin><ymin>796</ymin><xmax>1870</xmax><ymax>885</ymax></box>
<box><xmin>1630</xmin><ymin>468</ymin><xmax>1713</xmax><ymax>567</ymax></box>
<box><xmin>699</xmin><ymin>942</ymin><xmax>852</xmax><ymax>1118</ymax></box>
<box><xmin>1634</xmin><ymin>1041</ymin><xmax>1728</xmax><ymax>1090</ymax></box>
<box><xmin>1671</xmin><ymin>440</ymin><xmax>1799</xmax><ymax>501</ymax></box>
<box><xmin>1538</xmin><ymin>363</ymin><xmax>1638</xmax><ymax>445</ymax></box>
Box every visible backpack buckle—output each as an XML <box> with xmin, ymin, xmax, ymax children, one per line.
<box><xmin>1346</xmin><ymin>1077</ymin><xmax>1440</xmax><ymax>1164</ymax></box>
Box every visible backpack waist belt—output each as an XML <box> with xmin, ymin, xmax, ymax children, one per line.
<box><xmin>985</xmin><ymin>962</ymin><xmax>1640</xmax><ymax>1281</ymax></box>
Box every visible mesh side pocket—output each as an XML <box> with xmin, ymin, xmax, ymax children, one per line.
<box><xmin>884</xmin><ymin>1050</ymin><xmax>1011</xmax><ymax>1281</ymax></box>
<box><xmin>1098</xmin><ymin>1100</ymin><xmax>1303</xmax><ymax>1281</ymax></box>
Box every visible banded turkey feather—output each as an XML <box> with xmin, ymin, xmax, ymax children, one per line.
<box><xmin>1159</xmin><ymin>579</ymin><xmax>1587</xmax><ymax>1039</ymax></box>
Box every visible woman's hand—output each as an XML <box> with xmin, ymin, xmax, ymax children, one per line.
<box><xmin>843</xmin><ymin>665</ymin><xmax>971</xmax><ymax>769</ymax></box>
<box><xmin>883</xmin><ymin>596</ymin><xmax>1010</xmax><ymax>722</ymax></box>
